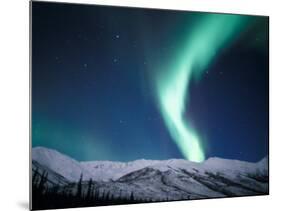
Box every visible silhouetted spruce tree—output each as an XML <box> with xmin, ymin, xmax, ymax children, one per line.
<box><xmin>86</xmin><ymin>179</ymin><xmax>93</xmax><ymax>200</ymax></box>
<box><xmin>76</xmin><ymin>173</ymin><xmax>83</xmax><ymax>199</ymax></box>
<box><xmin>94</xmin><ymin>187</ymin><xmax>100</xmax><ymax>202</ymax></box>
<box><xmin>38</xmin><ymin>171</ymin><xmax>48</xmax><ymax>194</ymax></box>
<box><xmin>105</xmin><ymin>190</ymin><xmax>110</xmax><ymax>201</ymax></box>
<box><xmin>116</xmin><ymin>189</ymin><xmax>122</xmax><ymax>202</ymax></box>
<box><xmin>129</xmin><ymin>192</ymin><xmax>134</xmax><ymax>201</ymax></box>
<box><xmin>32</xmin><ymin>167</ymin><xmax>39</xmax><ymax>185</ymax></box>
<box><xmin>101</xmin><ymin>189</ymin><xmax>106</xmax><ymax>201</ymax></box>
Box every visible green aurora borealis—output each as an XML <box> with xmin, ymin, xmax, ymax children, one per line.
<box><xmin>154</xmin><ymin>14</ymin><xmax>250</xmax><ymax>162</ymax></box>
<box><xmin>32</xmin><ymin>2</ymin><xmax>268</xmax><ymax>162</ymax></box>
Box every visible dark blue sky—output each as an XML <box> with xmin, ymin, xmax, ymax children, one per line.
<box><xmin>32</xmin><ymin>2</ymin><xmax>268</xmax><ymax>162</ymax></box>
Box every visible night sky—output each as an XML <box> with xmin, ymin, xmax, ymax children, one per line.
<box><xmin>32</xmin><ymin>2</ymin><xmax>269</xmax><ymax>162</ymax></box>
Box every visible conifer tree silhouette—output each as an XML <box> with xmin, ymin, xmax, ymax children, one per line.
<box><xmin>76</xmin><ymin>173</ymin><xmax>83</xmax><ymax>199</ymax></box>
<box><xmin>86</xmin><ymin>178</ymin><xmax>93</xmax><ymax>200</ymax></box>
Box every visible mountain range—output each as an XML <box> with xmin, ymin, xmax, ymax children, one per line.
<box><xmin>32</xmin><ymin>146</ymin><xmax>269</xmax><ymax>202</ymax></box>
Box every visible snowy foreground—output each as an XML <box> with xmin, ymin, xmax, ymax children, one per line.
<box><xmin>32</xmin><ymin>147</ymin><xmax>268</xmax><ymax>202</ymax></box>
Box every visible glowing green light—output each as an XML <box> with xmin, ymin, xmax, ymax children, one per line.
<box><xmin>154</xmin><ymin>14</ymin><xmax>248</xmax><ymax>162</ymax></box>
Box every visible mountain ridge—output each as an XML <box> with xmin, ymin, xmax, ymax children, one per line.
<box><xmin>32</xmin><ymin>146</ymin><xmax>269</xmax><ymax>205</ymax></box>
<box><xmin>32</xmin><ymin>146</ymin><xmax>268</xmax><ymax>182</ymax></box>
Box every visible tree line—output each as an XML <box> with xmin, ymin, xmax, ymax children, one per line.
<box><xmin>32</xmin><ymin>168</ymin><xmax>155</xmax><ymax>210</ymax></box>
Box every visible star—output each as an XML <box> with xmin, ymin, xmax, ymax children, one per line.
<box><xmin>115</xmin><ymin>34</ymin><xmax>120</xmax><ymax>39</ymax></box>
<box><xmin>83</xmin><ymin>63</ymin><xmax>88</xmax><ymax>68</ymax></box>
<box><xmin>113</xmin><ymin>58</ymin><xmax>118</xmax><ymax>63</ymax></box>
<box><xmin>55</xmin><ymin>56</ymin><xmax>60</xmax><ymax>63</ymax></box>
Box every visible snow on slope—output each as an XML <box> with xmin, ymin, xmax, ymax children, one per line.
<box><xmin>81</xmin><ymin>159</ymin><xmax>163</xmax><ymax>181</ymax></box>
<box><xmin>61</xmin><ymin>160</ymin><xmax>268</xmax><ymax>201</ymax></box>
<box><xmin>32</xmin><ymin>147</ymin><xmax>268</xmax><ymax>183</ymax></box>
<box><xmin>32</xmin><ymin>147</ymin><xmax>268</xmax><ymax>201</ymax></box>
<box><xmin>32</xmin><ymin>147</ymin><xmax>93</xmax><ymax>182</ymax></box>
<box><xmin>32</xmin><ymin>160</ymin><xmax>70</xmax><ymax>186</ymax></box>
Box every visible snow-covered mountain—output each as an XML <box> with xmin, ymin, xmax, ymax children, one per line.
<box><xmin>32</xmin><ymin>147</ymin><xmax>93</xmax><ymax>181</ymax></box>
<box><xmin>32</xmin><ymin>146</ymin><xmax>268</xmax><ymax>201</ymax></box>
